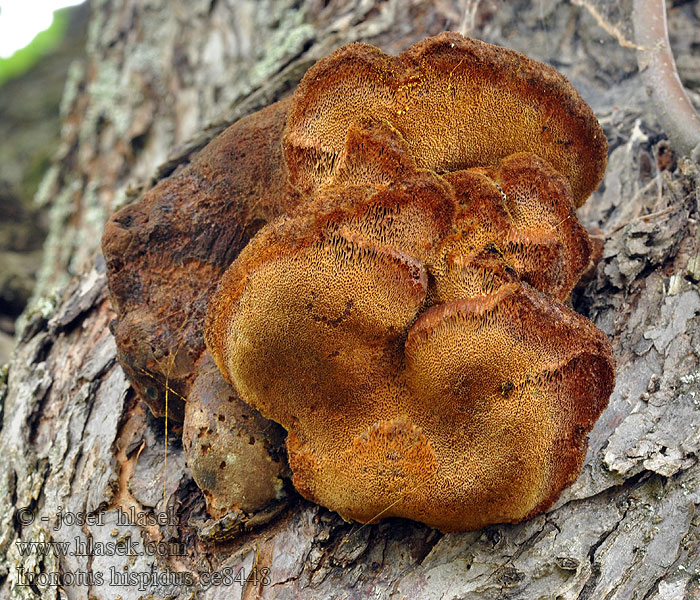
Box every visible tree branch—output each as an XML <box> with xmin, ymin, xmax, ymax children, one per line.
<box><xmin>633</xmin><ymin>0</ymin><xmax>700</xmax><ymax>159</ymax></box>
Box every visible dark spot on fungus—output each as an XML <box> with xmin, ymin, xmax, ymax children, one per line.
<box><xmin>501</xmin><ymin>381</ymin><xmax>514</xmax><ymax>398</ymax></box>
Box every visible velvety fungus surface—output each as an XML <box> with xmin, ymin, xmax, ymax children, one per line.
<box><xmin>104</xmin><ymin>32</ymin><xmax>614</xmax><ymax>532</ymax></box>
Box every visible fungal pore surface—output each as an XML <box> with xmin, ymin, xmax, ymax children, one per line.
<box><xmin>103</xmin><ymin>32</ymin><xmax>615</xmax><ymax>532</ymax></box>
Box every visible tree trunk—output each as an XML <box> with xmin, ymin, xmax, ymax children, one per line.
<box><xmin>2</xmin><ymin>1</ymin><xmax>700</xmax><ymax>598</ymax></box>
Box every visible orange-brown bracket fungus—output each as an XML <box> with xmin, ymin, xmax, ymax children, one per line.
<box><xmin>104</xmin><ymin>32</ymin><xmax>614</xmax><ymax>532</ymax></box>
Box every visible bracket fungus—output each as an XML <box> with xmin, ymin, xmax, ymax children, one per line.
<box><xmin>103</xmin><ymin>32</ymin><xmax>615</xmax><ymax>532</ymax></box>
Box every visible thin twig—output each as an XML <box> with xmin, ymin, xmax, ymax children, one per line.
<box><xmin>570</xmin><ymin>0</ymin><xmax>643</xmax><ymax>50</ymax></box>
<box><xmin>459</xmin><ymin>0</ymin><xmax>481</xmax><ymax>37</ymax></box>
<box><xmin>608</xmin><ymin>206</ymin><xmax>674</xmax><ymax>236</ymax></box>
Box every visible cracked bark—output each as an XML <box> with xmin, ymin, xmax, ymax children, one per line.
<box><xmin>2</xmin><ymin>1</ymin><xmax>700</xmax><ymax>599</ymax></box>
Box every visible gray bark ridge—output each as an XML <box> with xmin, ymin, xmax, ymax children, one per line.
<box><xmin>2</xmin><ymin>1</ymin><xmax>700</xmax><ymax>599</ymax></box>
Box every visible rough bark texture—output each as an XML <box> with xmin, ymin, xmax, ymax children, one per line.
<box><xmin>2</xmin><ymin>1</ymin><xmax>700</xmax><ymax>599</ymax></box>
<box><xmin>0</xmin><ymin>3</ymin><xmax>89</xmax><ymax>364</ymax></box>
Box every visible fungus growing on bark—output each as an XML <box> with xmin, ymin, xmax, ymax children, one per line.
<box><xmin>104</xmin><ymin>32</ymin><xmax>614</xmax><ymax>532</ymax></box>
<box><xmin>103</xmin><ymin>100</ymin><xmax>298</xmax><ymax>524</ymax></box>
<box><xmin>206</xmin><ymin>33</ymin><xmax>614</xmax><ymax>532</ymax></box>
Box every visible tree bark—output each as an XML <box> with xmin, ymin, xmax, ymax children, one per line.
<box><xmin>2</xmin><ymin>1</ymin><xmax>700</xmax><ymax>599</ymax></box>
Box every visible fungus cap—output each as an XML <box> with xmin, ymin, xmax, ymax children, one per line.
<box><xmin>283</xmin><ymin>32</ymin><xmax>607</xmax><ymax>207</ymax></box>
